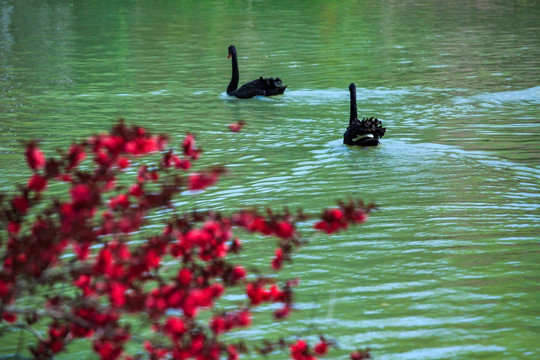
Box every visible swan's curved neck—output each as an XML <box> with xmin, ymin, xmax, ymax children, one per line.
<box><xmin>227</xmin><ymin>52</ymin><xmax>239</xmax><ymax>95</ymax></box>
<box><xmin>349</xmin><ymin>87</ymin><xmax>357</xmax><ymax>126</ymax></box>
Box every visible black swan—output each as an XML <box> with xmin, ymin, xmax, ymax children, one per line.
<box><xmin>343</xmin><ymin>83</ymin><xmax>386</xmax><ymax>146</ymax></box>
<box><xmin>226</xmin><ymin>45</ymin><xmax>287</xmax><ymax>99</ymax></box>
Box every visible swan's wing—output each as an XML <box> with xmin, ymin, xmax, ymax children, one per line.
<box><xmin>344</xmin><ymin>127</ymin><xmax>380</xmax><ymax>146</ymax></box>
<box><xmin>360</xmin><ymin>117</ymin><xmax>386</xmax><ymax>138</ymax></box>
<box><xmin>260</xmin><ymin>77</ymin><xmax>287</xmax><ymax>95</ymax></box>
<box><xmin>233</xmin><ymin>77</ymin><xmax>287</xmax><ymax>98</ymax></box>
<box><xmin>232</xmin><ymin>79</ymin><xmax>267</xmax><ymax>98</ymax></box>
<box><xmin>348</xmin><ymin>118</ymin><xmax>386</xmax><ymax>139</ymax></box>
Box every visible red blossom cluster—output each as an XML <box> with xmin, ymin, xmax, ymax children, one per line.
<box><xmin>188</xmin><ymin>167</ymin><xmax>226</xmax><ymax>191</ymax></box>
<box><xmin>290</xmin><ymin>337</ymin><xmax>330</xmax><ymax>360</ymax></box>
<box><xmin>0</xmin><ymin>121</ymin><xmax>373</xmax><ymax>360</ymax></box>
<box><xmin>313</xmin><ymin>200</ymin><xmax>374</xmax><ymax>234</ymax></box>
<box><xmin>350</xmin><ymin>348</ymin><xmax>372</xmax><ymax>360</ymax></box>
<box><xmin>228</xmin><ymin>121</ymin><xmax>246</xmax><ymax>133</ymax></box>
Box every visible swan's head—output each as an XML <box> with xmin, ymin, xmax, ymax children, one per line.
<box><xmin>228</xmin><ymin>45</ymin><xmax>237</xmax><ymax>59</ymax></box>
<box><xmin>349</xmin><ymin>83</ymin><xmax>356</xmax><ymax>92</ymax></box>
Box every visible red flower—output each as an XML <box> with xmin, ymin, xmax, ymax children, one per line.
<box><xmin>78</xmin><ymin>277</ymin><xmax>94</xmax><ymax>297</ymax></box>
<box><xmin>350</xmin><ymin>349</ymin><xmax>371</xmax><ymax>360</ymax></box>
<box><xmin>48</xmin><ymin>339</ymin><xmax>64</xmax><ymax>354</ymax></box>
<box><xmin>188</xmin><ymin>334</ymin><xmax>205</xmax><ymax>356</ymax></box>
<box><xmin>74</xmin><ymin>274</ymin><xmax>93</xmax><ymax>295</ymax></box>
<box><xmin>182</xmin><ymin>134</ymin><xmax>201</xmax><ymax>159</ymax></box>
<box><xmin>272</xmin><ymin>248</ymin><xmax>284</xmax><ymax>270</ymax></box>
<box><xmin>47</xmin><ymin>324</ymin><xmax>69</xmax><ymax>353</ymax></box>
<box><xmin>0</xmin><ymin>278</ymin><xmax>11</xmax><ymax>299</ymax></box>
<box><xmin>93</xmin><ymin>339</ymin><xmax>123</xmax><ymax>360</ymax></box>
<box><xmin>129</xmin><ymin>183</ymin><xmax>144</xmax><ymax>197</ymax></box>
<box><xmin>314</xmin><ymin>208</ymin><xmax>346</xmax><ymax>234</ymax></box>
<box><xmin>182</xmin><ymin>285</ymin><xmax>222</xmax><ymax>317</ymax></box>
<box><xmin>228</xmin><ymin>121</ymin><xmax>246</xmax><ymax>133</ymax></box>
<box><xmin>12</xmin><ymin>195</ymin><xmax>29</xmax><ymax>214</ymax></box>
<box><xmin>174</xmin><ymin>157</ymin><xmax>191</xmax><ymax>170</ymax></box>
<box><xmin>117</xmin><ymin>157</ymin><xmax>130</xmax><ymax>169</ymax></box>
<box><xmin>183</xmin><ymin>228</ymin><xmax>209</xmax><ymax>245</ymax></box>
<box><xmin>109</xmin><ymin>194</ymin><xmax>130</xmax><ymax>210</ymax></box>
<box><xmin>25</xmin><ymin>142</ymin><xmax>46</xmax><ymax>170</ymax></box>
<box><xmin>236</xmin><ymin>310</ymin><xmax>252</xmax><ymax>327</ymax></box>
<box><xmin>28</xmin><ymin>173</ymin><xmax>48</xmax><ymax>192</ymax></box>
<box><xmin>2</xmin><ymin>312</ymin><xmax>17</xmax><ymax>323</ymax></box>
<box><xmin>274</xmin><ymin>220</ymin><xmax>295</xmax><ymax>239</ymax></box>
<box><xmin>144</xmin><ymin>248</ymin><xmax>162</xmax><ymax>269</ymax></box>
<box><xmin>210</xmin><ymin>283</ymin><xmax>224</xmax><ymax>299</ymax></box>
<box><xmin>248</xmin><ymin>216</ymin><xmax>271</xmax><ymax>235</ymax></box>
<box><xmin>58</xmin><ymin>174</ymin><xmax>72</xmax><ymax>182</ymax></box>
<box><xmin>95</xmin><ymin>246</ymin><xmax>113</xmax><ymax>275</ymax></box>
<box><xmin>72</xmin><ymin>242</ymin><xmax>91</xmax><ymax>261</ymax></box>
<box><xmin>95</xmin><ymin>150</ymin><xmax>112</xmax><ymax>167</ymax></box>
<box><xmin>246</xmin><ymin>281</ymin><xmax>271</xmax><ymax>305</ymax></box>
<box><xmin>71</xmin><ymin>184</ymin><xmax>91</xmax><ymax>204</ymax></box>
<box><xmin>100</xmin><ymin>135</ymin><xmax>125</xmax><ymax>154</ymax></box>
<box><xmin>269</xmin><ymin>284</ymin><xmax>287</xmax><ymax>302</ymax></box>
<box><xmin>67</xmin><ymin>144</ymin><xmax>86</xmax><ymax>169</ymax></box>
<box><xmin>232</xmin><ymin>265</ymin><xmax>247</xmax><ymax>282</ymax></box>
<box><xmin>227</xmin><ymin>345</ymin><xmax>239</xmax><ymax>360</ymax></box>
<box><xmin>177</xmin><ymin>268</ymin><xmax>192</xmax><ymax>286</ymax></box>
<box><xmin>109</xmin><ymin>282</ymin><xmax>127</xmax><ymax>307</ymax></box>
<box><xmin>144</xmin><ymin>341</ymin><xmax>169</xmax><ymax>359</ymax></box>
<box><xmin>7</xmin><ymin>221</ymin><xmax>21</xmax><ymax>235</ymax></box>
<box><xmin>314</xmin><ymin>339</ymin><xmax>329</xmax><ymax>355</ymax></box>
<box><xmin>164</xmin><ymin>317</ymin><xmax>186</xmax><ymax>340</ymax></box>
<box><xmin>188</xmin><ymin>170</ymin><xmax>221</xmax><ymax>191</ymax></box>
<box><xmin>352</xmin><ymin>210</ymin><xmax>368</xmax><ymax>223</ymax></box>
<box><xmin>290</xmin><ymin>339</ymin><xmax>316</xmax><ymax>360</ymax></box>
<box><xmin>210</xmin><ymin>315</ymin><xmax>227</xmax><ymax>334</ymax></box>
<box><xmin>163</xmin><ymin>152</ymin><xmax>191</xmax><ymax>170</ymax></box>
<box><xmin>127</xmin><ymin>138</ymin><xmax>152</xmax><ymax>155</ymax></box>
<box><xmin>291</xmin><ymin>339</ymin><xmax>308</xmax><ymax>353</ymax></box>
<box><xmin>274</xmin><ymin>305</ymin><xmax>291</xmax><ymax>319</ymax></box>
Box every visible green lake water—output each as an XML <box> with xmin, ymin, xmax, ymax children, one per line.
<box><xmin>1</xmin><ymin>1</ymin><xmax>539</xmax><ymax>359</ymax></box>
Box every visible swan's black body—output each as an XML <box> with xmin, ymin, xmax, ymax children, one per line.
<box><xmin>343</xmin><ymin>83</ymin><xmax>386</xmax><ymax>146</ymax></box>
<box><xmin>227</xmin><ymin>45</ymin><xmax>287</xmax><ymax>99</ymax></box>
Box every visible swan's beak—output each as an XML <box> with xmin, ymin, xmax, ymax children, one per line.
<box><xmin>227</xmin><ymin>54</ymin><xmax>231</xmax><ymax>59</ymax></box>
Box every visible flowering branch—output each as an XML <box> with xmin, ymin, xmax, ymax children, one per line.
<box><xmin>0</xmin><ymin>120</ymin><xmax>373</xmax><ymax>360</ymax></box>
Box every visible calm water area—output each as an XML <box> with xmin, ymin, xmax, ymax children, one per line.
<box><xmin>1</xmin><ymin>1</ymin><xmax>539</xmax><ymax>359</ymax></box>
